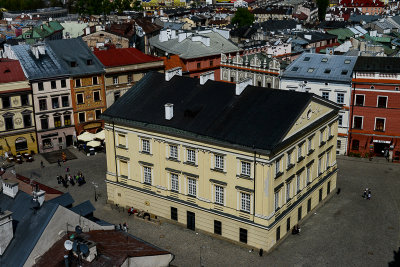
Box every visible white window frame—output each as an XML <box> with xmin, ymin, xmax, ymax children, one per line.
<box><xmin>318</xmin><ymin>157</ymin><xmax>323</xmax><ymax>175</ymax></box>
<box><xmin>169</xmin><ymin>144</ymin><xmax>178</xmax><ymax>159</ymax></box>
<box><xmin>76</xmin><ymin>93</ymin><xmax>84</xmax><ymax>104</ymax></box>
<box><xmin>337</xmin><ymin>92</ymin><xmax>345</xmax><ymax>104</ymax></box>
<box><xmin>215</xmin><ymin>154</ymin><xmax>224</xmax><ymax>170</ymax></box>
<box><xmin>338</xmin><ymin>114</ymin><xmax>343</xmax><ymax>126</ymax></box>
<box><xmin>287</xmin><ymin>151</ymin><xmax>292</xmax><ymax>167</ymax></box>
<box><xmin>322</xmin><ymin>91</ymin><xmax>330</xmax><ymax>100</ymax></box>
<box><xmin>308</xmin><ymin>137</ymin><xmax>313</xmax><ymax>152</ymax></box>
<box><xmin>188</xmin><ymin>177</ymin><xmax>197</xmax><ymax>197</ymax></box>
<box><xmin>241</xmin><ymin>161</ymin><xmax>251</xmax><ymax>176</ymax></box>
<box><xmin>186</xmin><ymin>148</ymin><xmax>196</xmax><ymax>163</ymax></box>
<box><xmin>296</xmin><ymin>174</ymin><xmax>301</xmax><ymax>193</ymax></box>
<box><xmin>353</xmin><ymin>115</ymin><xmax>364</xmax><ymax>129</ymax></box>
<box><xmin>355</xmin><ymin>94</ymin><xmax>365</xmax><ymax>106</ymax></box>
<box><xmin>142</xmin><ymin>139</ymin><xmax>150</xmax><ymax>153</ymax></box>
<box><xmin>275</xmin><ymin>158</ymin><xmax>281</xmax><ymax>176</ymax></box>
<box><xmin>215</xmin><ymin>185</ymin><xmax>224</xmax><ymax>205</ymax></box>
<box><xmin>240</xmin><ymin>192</ymin><xmax>251</xmax><ymax>213</ymax></box>
<box><xmin>374</xmin><ymin>117</ymin><xmax>386</xmax><ymax>132</ymax></box>
<box><xmin>93</xmin><ymin>90</ymin><xmax>101</xmax><ymax>101</ymax></box>
<box><xmin>113</xmin><ymin>76</ymin><xmax>119</xmax><ymax>85</ymax></box>
<box><xmin>298</xmin><ymin>144</ymin><xmax>302</xmax><ymax>160</ymax></box>
<box><xmin>171</xmin><ymin>173</ymin><xmax>179</xmax><ymax>192</ymax></box>
<box><xmin>286</xmin><ymin>182</ymin><xmax>291</xmax><ymax>202</ymax></box>
<box><xmin>377</xmin><ymin>95</ymin><xmax>388</xmax><ymax>108</ymax></box>
<box><xmin>274</xmin><ymin>191</ymin><xmax>279</xmax><ymax>210</ymax></box>
<box><xmin>143</xmin><ymin>166</ymin><xmax>152</xmax><ymax>184</ymax></box>
<box><xmin>306</xmin><ymin>165</ymin><xmax>312</xmax><ymax>184</ymax></box>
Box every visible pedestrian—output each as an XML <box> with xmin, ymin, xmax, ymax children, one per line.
<box><xmin>123</xmin><ymin>222</ymin><xmax>128</xmax><ymax>232</ymax></box>
<box><xmin>119</xmin><ymin>223</ymin><xmax>122</xmax><ymax>230</ymax></box>
<box><xmin>57</xmin><ymin>159</ymin><xmax>61</xmax><ymax>167</ymax></box>
<box><xmin>367</xmin><ymin>190</ymin><xmax>371</xmax><ymax>200</ymax></box>
<box><xmin>41</xmin><ymin>160</ymin><xmax>44</xmax><ymax>168</ymax></box>
<box><xmin>362</xmin><ymin>189</ymin><xmax>367</xmax><ymax>199</ymax></box>
<box><xmin>66</xmin><ymin>166</ymin><xmax>70</xmax><ymax>173</ymax></box>
<box><xmin>384</xmin><ymin>149</ymin><xmax>389</xmax><ymax>162</ymax></box>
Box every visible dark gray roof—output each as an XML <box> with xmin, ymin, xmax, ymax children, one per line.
<box><xmin>70</xmin><ymin>200</ymin><xmax>95</xmax><ymax>217</ymax></box>
<box><xmin>0</xmin><ymin>191</ymin><xmax>58</xmax><ymax>267</ymax></box>
<box><xmin>46</xmin><ymin>37</ymin><xmax>104</xmax><ymax>77</ymax></box>
<box><xmin>11</xmin><ymin>43</ymin><xmax>69</xmax><ymax>80</ymax></box>
<box><xmin>282</xmin><ymin>53</ymin><xmax>357</xmax><ymax>84</ymax></box>
<box><xmin>48</xmin><ymin>192</ymin><xmax>74</xmax><ymax>207</ymax></box>
<box><xmin>102</xmin><ymin>72</ymin><xmax>337</xmax><ymax>154</ymax></box>
<box><xmin>354</xmin><ymin>56</ymin><xmax>400</xmax><ymax>73</ymax></box>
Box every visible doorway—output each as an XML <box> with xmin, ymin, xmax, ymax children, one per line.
<box><xmin>66</xmin><ymin>135</ymin><xmax>73</xmax><ymax>147</ymax></box>
<box><xmin>187</xmin><ymin>211</ymin><xmax>195</xmax><ymax>231</ymax></box>
<box><xmin>374</xmin><ymin>142</ymin><xmax>387</xmax><ymax>156</ymax></box>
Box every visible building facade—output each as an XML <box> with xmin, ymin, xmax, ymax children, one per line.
<box><xmin>0</xmin><ymin>59</ymin><xmax>37</xmax><ymax>155</ymax></box>
<box><xmin>348</xmin><ymin>57</ymin><xmax>400</xmax><ymax>159</ymax></box>
<box><xmin>9</xmin><ymin>44</ymin><xmax>75</xmax><ymax>153</ymax></box>
<box><xmin>281</xmin><ymin>53</ymin><xmax>357</xmax><ymax>155</ymax></box>
<box><xmin>220</xmin><ymin>52</ymin><xmax>281</xmax><ymax>88</ymax></box>
<box><xmin>47</xmin><ymin>38</ymin><xmax>106</xmax><ymax>135</ymax></box>
<box><xmin>102</xmin><ymin>70</ymin><xmax>339</xmax><ymax>252</ymax></box>
<box><xmin>94</xmin><ymin>47</ymin><xmax>164</xmax><ymax>108</ymax></box>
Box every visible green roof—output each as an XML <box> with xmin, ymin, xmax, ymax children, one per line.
<box><xmin>327</xmin><ymin>28</ymin><xmax>355</xmax><ymax>41</ymax></box>
<box><xmin>17</xmin><ymin>21</ymin><xmax>63</xmax><ymax>40</ymax></box>
<box><xmin>370</xmin><ymin>36</ymin><xmax>391</xmax><ymax>43</ymax></box>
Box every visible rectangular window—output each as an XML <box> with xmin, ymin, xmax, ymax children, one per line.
<box><xmin>113</xmin><ymin>77</ymin><xmax>118</xmax><ymax>84</ymax></box>
<box><xmin>54</xmin><ymin>116</ymin><xmax>61</xmax><ymax>128</ymax></box>
<box><xmin>93</xmin><ymin>91</ymin><xmax>101</xmax><ymax>101</ymax></box>
<box><xmin>355</xmin><ymin>95</ymin><xmax>364</xmax><ymax>106</ymax></box>
<box><xmin>92</xmin><ymin>76</ymin><xmax>98</xmax><ymax>85</ymax></box>
<box><xmin>114</xmin><ymin>91</ymin><xmax>121</xmax><ymax>102</ymax></box>
<box><xmin>76</xmin><ymin>93</ymin><xmax>84</xmax><ymax>104</ymax></box>
<box><xmin>61</xmin><ymin>96</ymin><xmax>69</xmax><ymax>107</ymax></box>
<box><xmin>306</xmin><ymin>165</ymin><xmax>311</xmax><ymax>184</ymax></box>
<box><xmin>286</xmin><ymin>182</ymin><xmax>291</xmax><ymax>202</ymax></box>
<box><xmin>296</xmin><ymin>174</ymin><xmax>301</xmax><ymax>193</ymax></box>
<box><xmin>353</xmin><ymin>116</ymin><xmax>363</xmax><ymax>129</ymax></box>
<box><xmin>240</xmin><ymin>192</ymin><xmax>251</xmax><ymax>213</ymax></box>
<box><xmin>4</xmin><ymin>117</ymin><xmax>13</xmax><ymax>130</ymax></box>
<box><xmin>377</xmin><ymin>96</ymin><xmax>387</xmax><ymax>108</ymax></box>
<box><xmin>2</xmin><ymin>97</ymin><xmax>10</xmax><ymax>108</ymax></box>
<box><xmin>274</xmin><ymin>191</ymin><xmax>279</xmax><ymax>210</ymax></box>
<box><xmin>197</xmin><ymin>62</ymin><xmax>201</xmax><ymax>69</ymax></box>
<box><xmin>327</xmin><ymin>181</ymin><xmax>331</xmax><ymax>194</ymax></box>
<box><xmin>23</xmin><ymin>114</ymin><xmax>31</xmax><ymax>127</ymax></box>
<box><xmin>275</xmin><ymin>158</ymin><xmax>281</xmax><ymax>175</ymax></box>
<box><xmin>78</xmin><ymin>112</ymin><xmax>85</xmax><ymax>123</ymax></box>
<box><xmin>308</xmin><ymin>137</ymin><xmax>313</xmax><ymax>152</ymax></box>
<box><xmin>118</xmin><ymin>134</ymin><xmax>126</xmax><ymax>147</ymax></box>
<box><xmin>64</xmin><ymin>115</ymin><xmax>71</xmax><ymax>126</ymax></box>
<box><xmin>215</xmin><ymin>185</ymin><xmax>224</xmax><ymax>205</ymax></box>
<box><xmin>40</xmin><ymin>118</ymin><xmax>48</xmax><ymax>129</ymax></box>
<box><xmin>239</xmin><ymin>228</ymin><xmax>247</xmax><ymax>243</ymax></box>
<box><xmin>127</xmin><ymin>74</ymin><xmax>133</xmax><ymax>84</ymax></box>
<box><xmin>171</xmin><ymin>207</ymin><xmax>178</xmax><ymax>221</ymax></box>
<box><xmin>187</xmin><ymin>149</ymin><xmax>196</xmax><ymax>163</ymax></box>
<box><xmin>51</xmin><ymin>80</ymin><xmax>57</xmax><ymax>89</ymax></box>
<box><xmin>95</xmin><ymin>109</ymin><xmax>101</xmax><ymax>120</ymax></box>
<box><xmin>39</xmin><ymin>99</ymin><xmax>47</xmax><ymax>111</ymax></box>
<box><xmin>319</xmin><ymin>188</ymin><xmax>323</xmax><ymax>202</ymax></box>
<box><xmin>210</xmin><ymin>60</ymin><xmax>213</xmax><ymax>67</ymax></box>
<box><xmin>51</xmin><ymin>97</ymin><xmax>59</xmax><ymax>109</ymax></box>
<box><xmin>322</xmin><ymin>92</ymin><xmax>329</xmax><ymax>99</ymax></box>
<box><xmin>337</xmin><ymin>93</ymin><xmax>344</xmax><ymax>104</ymax></box>
<box><xmin>21</xmin><ymin>95</ymin><xmax>29</xmax><ymax>106</ymax></box>
<box><xmin>298</xmin><ymin>145</ymin><xmax>302</xmax><ymax>160</ymax></box>
<box><xmin>287</xmin><ymin>151</ymin><xmax>292</xmax><ymax>167</ymax></box>
<box><xmin>142</xmin><ymin>139</ymin><xmax>150</xmax><ymax>153</ymax></box>
<box><xmin>328</xmin><ymin>125</ymin><xmax>332</xmax><ymax>137</ymax></box>
<box><xmin>171</xmin><ymin>173</ymin><xmax>179</xmax><ymax>192</ymax></box>
<box><xmin>337</xmin><ymin>140</ymin><xmax>341</xmax><ymax>149</ymax></box>
<box><xmin>307</xmin><ymin>198</ymin><xmax>311</xmax><ymax>213</ymax></box>
<box><xmin>188</xmin><ymin>178</ymin><xmax>196</xmax><ymax>196</ymax></box>
<box><xmin>169</xmin><ymin>145</ymin><xmax>178</xmax><ymax>159</ymax></box>
<box><xmin>276</xmin><ymin>226</ymin><xmax>281</xmax><ymax>241</ymax></box>
<box><xmin>298</xmin><ymin>206</ymin><xmax>302</xmax><ymax>221</ymax></box>
<box><xmin>241</xmin><ymin>161</ymin><xmax>251</xmax><ymax>176</ymax></box>
<box><xmin>375</xmin><ymin>118</ymin><xmax>385</xmax><ymax>131</ymax></box>
<box><xmin>287</xmin><ymin>217</ymin><xmax>291</xmax><ymax>232</ymax></box>
<box><xmin>75</xmin><ymin>79</ymin><xmax>81</xmax><ymax>87</ymax></box>
<box><xmin>61</xmin><ymin>79</ymin><xmax>66</xmax><ymax>88</ymax></box>
<box><xmin>214</xmin><ymin>220</ymin><xmax>222</xmax><ymax>235</ymax></box>
<box><xmin>38</xmin><ymin>82</ymin><xmax>44</xmax><ymax>91</ymax></box>
<box><xmin>338</xmin><ymin>114</ymin><xmax>343</xmax><ymax>126</ymax></box>
<box><xmin>144</xmin><ymin>166</ymin><xmax>152</xmax><ymax>184</ymax></box>
<box><xmin>326</xmin><ymin>151</ymin><xmax>330</xmax><ymax>169</ymax></box>
<box><xmin>318</xmin><ymin>157</ymin><xmax>323</xmax><ymax>175</ymax></box>
<box><xmin>215</xmin><ymin>154</ymin><xmax>224</xmax><ymax>170</ymax></box>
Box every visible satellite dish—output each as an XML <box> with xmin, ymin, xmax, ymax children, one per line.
<box><xmin>80</xmin><ymin>244</ymin><xmax>90</xmax><ymax>257</ymax></box>
<box><xmin>75</xmin><ymin>225</ymin><xmax>82</xmax><ymax>234</ymax></box>
<box><xmin>64</xmin><ymin>240</ymin><xmax>73</xmax><ymax>251</ymax></box>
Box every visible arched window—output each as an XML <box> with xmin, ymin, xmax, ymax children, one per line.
<box><xmin>15</xmin><ymin>137</ymin><xmax>27</xmax><ymax>151</ymax></box>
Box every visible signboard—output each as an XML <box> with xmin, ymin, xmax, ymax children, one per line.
<box><xmin>373</xmin><ymin>140</ymin><xmax>390</xmax><ymax>144</ymax></box>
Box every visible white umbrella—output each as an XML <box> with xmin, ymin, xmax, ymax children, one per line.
<box><xmin>94</xmin><ymin>130</ymin><xmax>105</xmax><ymax>140</ymax></box>
<box><xmin>77</xmin><ymin>132</ymin><xmax>94</xmax><ymax>142</ymax></box>
<box><xmin>87</xmin><ymin>140</ymin><xmax>101</xmax><ymax>147</ymax></box>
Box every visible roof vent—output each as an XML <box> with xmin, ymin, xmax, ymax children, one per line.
<box><xmin>236</xmin><ymin>78</ymin><xmax>252</xmax><ymax>96</ymax></box>
<box><xmin>199</xmin><ymin>71</ymin><xmax>214</xmax><ymax>85</ymax></box>
<box><xmin>30</xmin><ymin>43</ymin><xmax>46</xmax><ymax>60</ymax></box>
<box><xmin>165</xmin><ymin>67</ymin><xmax>182</xmax><ymax>81</ymax></box>
<box><xmin>32</xmin><ymin>184</ymin><xmax>45</xmax><ymax>208</ymax></box>
<box><xmin>2</xmin><ymin>181</ymin><xmax>18</xmax><ymax>198</ymax></box>
<box><xmin>165</xmin><ymin>103</ymin><xmax>174</xmax><ymax>120</ymax></box>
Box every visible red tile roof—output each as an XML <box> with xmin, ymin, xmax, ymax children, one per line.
<box><xmin>0</xmin><ymin>59</ymin><xmax>26</xmax><ymax>83</ymax></box>
<box><xmin>94</xmin><ymin>48</ymin><xmax>162</xmax><ymax>67</ymax></box>
<box><xmin>162</xmin><ymin>55</ymin><xmax>187</xmax><ymax>71</ymax></box>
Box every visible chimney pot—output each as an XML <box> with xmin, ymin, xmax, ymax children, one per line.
<box><xmin>236</xmin><ymin>78</ymin><xmax>253</xmax><ymax>95</ymax></box>
<box><xmin>165</xmin><ymin>67</ymin><xmax>182</xmax><ymax>81</ymax></box>
<box><xmin>199</xmin><ymin>71</ymin><xmax>215</xmax><ymax>85</ymax></box>
<box><xmin>2</xmin><ymin>181</ymin><xmax>18</xmax><ymax>198</ymax></box>
<box><xmin>165</xmin><ymin>103</ymin><xmax>174</xmax><ymax>120</ymax></box>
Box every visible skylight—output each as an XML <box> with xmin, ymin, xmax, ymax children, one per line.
<box><xmin>321</xmin><ymin>58</ymin><xmax>328</xmax><ymax>62</ymax></box>
<box><xmin>292</xmin><ymin>67</ymin><xmax>299</xmax><ymax>71</ymax></box>
<box><xmin>344</xmin><ymin>59</ymin><xmax>351</xmax><ymax>64</ymax></box>
<box><xmin>304</xmin><ymin>57</ymin><xmax>310</xmax><ymax>62</ymax></box>
<box><xmin>307</xmin><ymin>68</ymin><xmax>314</xmax><ymax>73</ymax></box>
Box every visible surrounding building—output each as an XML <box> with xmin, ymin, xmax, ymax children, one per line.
<box><xmin>8</xmin><ymin>43</ymin><xmax>76</xmax><ymax>153</ymax></box>
<box><xmin>150</xmin><ymin>28</ymin><xmax>241</xmax><ymax>80</ymax></box>
<box><xmin>47</xmin><ymin>38</ymin><xmax>106</xmax><ymax>135</ymax></box>
<box><xmin>94</xmin><ymin>47</ymin><xmax>164</xmax><ymax>108</ymax></box>
<box><xmin>349</xmin><ymin>57</ymin><xmax>400</xmax><ymax>160</ymax></box>
<box><xmin>102</xmin><ymin>70</ymin><xmax>339</xmax><ymax>252</ymax></box>
<box><xmin>16</xmin><ymin>21</ymin><xmax>64</xmax><ymax>44</ymax></box>
<box><xmin>220</xmin><ymin>52</ymin><xmax>282</xmax><ymax>88</ymax></box>
<box><xmin>281</xmin><ymin>53</ymin><xmax>357</xmax><ymax>155</ymax></box>
<box><xmin>0</xmin><ymin>59</ymin><xmax>37</xmax><ymax>155</ymax></box>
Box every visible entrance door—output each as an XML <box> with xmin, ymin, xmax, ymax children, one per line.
<box><xmin>374</xmin><ymin>142</ymin><xmax>387</xmax><ymax>156</ymax></box>
<box><xmin>66</xmin><ymin>135</ymin><xmax>73</xmax><ymax>147</ymax></box>
<box><xmin>187</xmin><ymin>211</ymin><xmax>195</xmax><ymax>230</ymax></box>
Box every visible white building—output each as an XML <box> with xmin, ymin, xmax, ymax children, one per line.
<box><xmin>280</xmin><ymin>53</ymin><xmax>357</xmax><ymax>154</ymax></box>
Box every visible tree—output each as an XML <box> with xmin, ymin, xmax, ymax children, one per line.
<box><xmin>231</xmin><ymin>8</ymin><xmax>254</xmax><ymax>28</ymax></box>
<box><xmin>316</xmin><ymin>0</ymin><xmax>329</xmax><ymax>21</ymax></box>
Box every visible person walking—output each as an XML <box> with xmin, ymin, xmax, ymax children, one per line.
<box><xmin>40</xmin><ymin>160</ymin><xmax>44</xmax><ymax>168</ymax></box>
<box><xmin>123</xmin><ymin>222</ymin><xmax>128</xmax><ymax>232</ymax></box>
<box><xmin>57</xmin><ymin>159</ymin><xmax>61</xmax><ymax>167</ymax></box>
<box><xmin>367</xmin><ymin>190</ymin><xmax>371</xmax><ymax>200</ymax></box>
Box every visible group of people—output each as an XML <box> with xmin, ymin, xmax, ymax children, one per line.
<box><xmin>117</xmin><ymin>222</ymin><xmax>129</xmax><ymax>232</ymax></box>
<box><xmin>362</xmin><ymin>188</ymin><xmax>372</xmax><ymax>200</ymax></box>
<box><xmin>292</xmin><ymin>224</ymin><xmax>301</xmax><ymax>235</ymax></box>
<box><xmin>57</xmin><ymin>172</ymin><xmax>86</xmax><ymax>188</ymax></box>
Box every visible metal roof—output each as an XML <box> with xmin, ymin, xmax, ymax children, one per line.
<box><xmin>70</xmin><ymin>200</ymin><xmax>95</xmax><ymax>217</ymax></box>
<box><xmin>281</xmin><ymin>53</ymin><xmax>357</xmax><ymax>84</ymax></box>
<box><xmin>48</xmin><ymin>192</ymin><xmax>74</xmax><ymax>207</ymax></box>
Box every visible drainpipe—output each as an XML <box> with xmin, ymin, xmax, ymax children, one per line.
<box><xmin>113</xmin><ymin>121</ymin><xmax>118</xmax><ymax>182</ymax></box>
<box><xmin>348</xmin><ymin>72</ymin><xmax>356</xmax><ymax>155</ymax></box>
<box><xmin>253</xmin><ymin>146</ymin><xmax>256</xmax><ymax>222</ymax></box>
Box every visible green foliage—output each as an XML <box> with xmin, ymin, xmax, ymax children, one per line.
<box><xmin>316</xmin><ymin>0</ymin><xmax>329</xmax><ymax>21</ymax></box>
<box><xmin>73</xmin><ymin>0</ymin><xmax>140</xmax><ymax>15</ymax></box>
<box><xmin>0</xmin><ymin>0</ymin><xmax>45</xmax><ymax>11</ymax></box>
<box><xmin>231</xmin><ymin>8</ymin><xmax>254</xmax><ymax>27</ymax></box>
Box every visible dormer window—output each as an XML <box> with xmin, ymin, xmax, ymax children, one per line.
<box><xmin>321</xmin><ymin>58</ymin><xmax>328</xmax><ymax>62</ymax></box>
<box><xmin>324</xmin><ymin>69</ymin><xmax>331</xmax><ymax>74</ymax></box>
<box><xmin>344</xmin><ymin>59</ymin><xmax>351</xmax><ymax>64</ymax></box>
<box><xmin>307</xmin><ymin>68</ymin><xmax>314</xmax><ymax>73</ymax></box>
<box><xmin>341</xmin><ymin>70</ymin><xmax>348</xmax><ymax>75</ymax></box>
<box><xmin>292</xmin><ymin>66</ymin><xmax>299</xmax><ymax>71</ymax></box>
<box><xmin>304</xmin><ymin>57</ymin><xmax>310</xmax><ymax>61</ymax></box>
<box><xmin>87</xmin><ymin>59</ymin><xmax>93</xmax><ymax>65</ymax></box>
<box><xmin>70</xmin><ymin>61</ymin><xmax>77</xmax><ymax>67</ymax></box>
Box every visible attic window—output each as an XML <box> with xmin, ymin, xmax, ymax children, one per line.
<box><xmin>307</xmin><ymin>68</ymin><xmax>314</xmax><ymax>73</ymax></box>
<box><xmin>344</xmin><ymin>59</ymin><xmax>351</xmax><ymax>64</ymax></box>
<box><xmin>341</xmin><ymin>70</ymin><xmax>348</xmax><ymax>75</ymax></box>
<box><xmin>304</xmin><ymin>57</ymin><xmax>310</xmax><ymax>62</ymax></box>
<box><xmin>324</xmin><ymin>69</ymin><xmax>331</xmax><ymax>74</ymax></box>
<box><xmin>321</xmin><ymin>58</ymin><xmax>328</xmax><ymax>62</ymax></box>
<box><xmin>87</xmin><ymin>59</ymin><xmax>93</xmax><ymax>65</ymax></box>
<box><xmin>4</xmin><ymin>68</ymin><xmax>10</xmax><ymax>73</ymax></box>
<box><xmin>70</xmin><ymin>61</ymin><xmax>77</xmax><ymax>67</ymax></box>
<box><xmin>292</xmin><ymin>67</ymin><xmax>299</xmax><ymax>71</ymax></box>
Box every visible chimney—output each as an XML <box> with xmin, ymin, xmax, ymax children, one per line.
<box><xmin>164</xmin><ymin>103</ymin><xmax>174</xmax><ymax>120</ymax></box>
<box><xmin>0</xmin><ymin>210</ymin><xmax>13</xmax><ymax>255</ymax></box>
<box><xmin>165</xmin><ymin>67</ymin><xmax>182</xmax><ymax>81</ymax></box>
<box><xmin>2</xmin><ymin>181</ymin><xmax>18</xmax><ymax>198</ymax></box>
<box><xmin>200</xmin><ymin>71</ymin><xmax>215</xmax><ymax>85</ymax></box>
<box><xmin>33</xmin><ymin>188</ymin><xmax>46</xmax><ymax>207</ymax></box>
<box><xmin>236</xmin><ymin>78</ymin><xmax>252</xmax><ymax>95</ymax></box>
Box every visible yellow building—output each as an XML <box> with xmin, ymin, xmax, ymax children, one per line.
<box><xmin>0</xmin><ymin>60</ymin><xmax>37</xmax><ymax>156</ymax></box>
<box><xmin>102</xmin><ymin>70</ymin><xmax>340</xmax><ymax>251</ymax></box>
